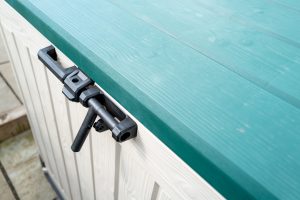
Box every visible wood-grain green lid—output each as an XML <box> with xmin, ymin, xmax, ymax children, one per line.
<box><xmin>6</xmin><ymin>0</ymin><xmax>300</xmax><ymax>199</ymax></box>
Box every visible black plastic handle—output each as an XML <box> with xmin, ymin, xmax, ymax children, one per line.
<box><xmin>38</xmin><ymin>45</ymin><xmax>75</xmax><ymax>82</ymax></box>
<box><xmin>71</xmin><ymin>108</ymin><xmax>97</xmax><ymax>152</ymax></box>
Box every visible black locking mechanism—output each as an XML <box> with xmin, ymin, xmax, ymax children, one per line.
<box><xmin>38</xmin><ymin>45</ymin><xmax>137</xmax><ymax>152</ymax></box>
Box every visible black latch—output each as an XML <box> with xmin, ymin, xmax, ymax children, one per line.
<box><xmin>38</xmin><ymin>45</ymin><xmax>137</xmax><ymax>152</ymax></box>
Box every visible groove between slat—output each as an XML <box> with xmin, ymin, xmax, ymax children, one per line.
<box><xmin>114</xmin><ymin>143</ymin><xmax>121</xmax><ymax>200</ymax></box>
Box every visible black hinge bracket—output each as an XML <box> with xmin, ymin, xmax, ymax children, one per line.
<box><xmin>38</xmin><ymin>45</ymin><xmax>137</xmax><ymax>152</ymax></box>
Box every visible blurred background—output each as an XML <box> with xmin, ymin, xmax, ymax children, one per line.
<box><xmin>0</xmin><ymin>32</ymin><xmax>55</xmax><ymax>200</ymax></box>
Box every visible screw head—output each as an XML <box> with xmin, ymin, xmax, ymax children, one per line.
<box><xmin>93</xmin><ymin>118</ymin><xmax>108</xmax><ymax>132</ymax></box>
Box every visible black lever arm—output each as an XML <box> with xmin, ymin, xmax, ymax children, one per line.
<box><xmin>71</xmin><ymin>108</ymin><xmax>97</xmax><ymax>152</ymax></box>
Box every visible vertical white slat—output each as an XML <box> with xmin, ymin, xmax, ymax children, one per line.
<box><xmin>0</xmin><ymin>25</ymin><xmax>23</xmax><ymax>103</ymax></box>
<box><xmin>91</xmin><ymin>129</ymin><xmax>117</xmax><ymax>200</ymax></box>
<box><xmin>156</xmin><ymin>190</ymin><xmax>172</xmax><ymax>200</ymax></box>
<box><xmin>15</xmin><ymin>37</ymin><xmax>60</xmax><ymax>185</ymax></box>
<box><xmin>47</xmin><ymin>69</ymin><xmax>82</xmax><ymax>200</ymax></box>
<box><xmin>0</xmin><ymin>26</ymin><xmax>50</xmax><ymax>170</ymax></box>
<box><xmin>68</xmin><ymin>102</ymin><xmax>94</xmax><ymax>200</ymax></box>
<box><xmin>118</xmin><ymin>147</ymin><xmax>156</xmax><ymax>200</ymax></box>
<box><xmin>30</xmin><ymin>53</ymin><xmax>76</xmax><ymax>198</ymax></box>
